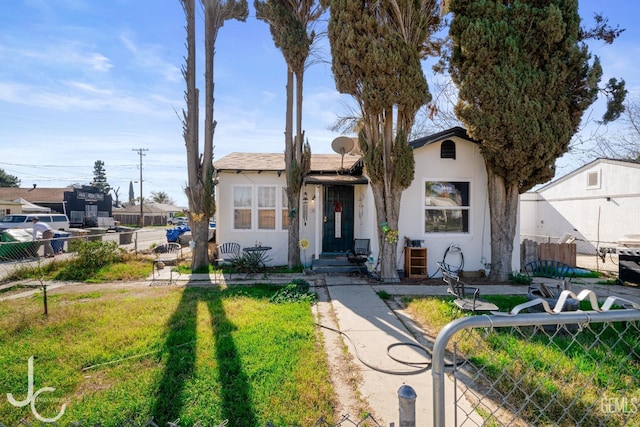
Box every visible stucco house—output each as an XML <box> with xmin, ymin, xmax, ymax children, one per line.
<box><xmin>213</xmin><ymin>127</ymin><xmax>520</xmax><ymax>276</ymax></box>
<box><xmin>520</xmin><ymin>158</ymin><xmax>640</xmax><ymax>252</ymax></box>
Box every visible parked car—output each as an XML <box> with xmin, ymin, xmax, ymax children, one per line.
<box><xmin>168</xmin><ymin>217</ymin><xmax>188</xmax><ymax>226</ymax></box>
<box><xmin>0</xmin><ymin>213</ymin><xmax>70</xmax><ymax>232</ymax></box>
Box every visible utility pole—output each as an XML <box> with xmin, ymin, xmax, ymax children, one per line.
<box><xmin>132</xmin><ymin>148</ymin><xmax>149</xmax><ymax>228</ymax></box>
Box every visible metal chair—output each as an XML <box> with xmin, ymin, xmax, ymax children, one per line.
<box><xmin>213</xmin><ymin>242</ymin><xmax>241</xmax><ymax>282</ymax></box>
<box><xmin>216</xmin><ymin>242</ymin><xmax>241</xmax><ymax>265</ymax></box>
<box><xmin>438</xmin><ymin>262</ymin><xmax>498</xmax><ymax>314</ymax></box>
<box><xmin>347</xmin><ymin>238</ymin><xmax>370</xmax><ymax>274</ymax></box>
<box><xmin>152</xmin><ymin>242</ymin><xmax>182</xmax><ymax>282</ymax></box>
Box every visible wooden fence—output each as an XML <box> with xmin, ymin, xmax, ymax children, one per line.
<box><xmin>521</xmin><ymin>239</ymin><xmax>577</xmax><ymax>268</ymax></box>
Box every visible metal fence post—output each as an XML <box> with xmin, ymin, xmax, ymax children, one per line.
<box><xmin>398</xmin><ymin>384</ymin><xmax>416</xmax><ymax>427</ymax></box>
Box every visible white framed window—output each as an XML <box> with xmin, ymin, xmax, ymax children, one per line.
<box><xmin>258</xmin><ymin>186</ymin><xmax>276</xmax><ymax>230</ymax></box>
<box><xmin>281</xmin><ymin>188</ymin><xmax>289</xmax><ymax>229</ymax></box>
<box><xmin>233</xmin><ymin>186</ymin><xmax>252</xmax><ymax>229</ymax></box>
<box><xmin>424</xmin><ymin>180</ymin><xmax>470</xmax><ymax>233</ymax></box>
<box><xmin>232</xmin><ymin>185</ymin><xmax>288</xmax><ymax>231</ymax></box>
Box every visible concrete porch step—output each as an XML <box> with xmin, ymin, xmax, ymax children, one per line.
<box><xmin>312</xmin><ymin>254</ymin><xmax>364</xmax><ymax>274</ymax></box>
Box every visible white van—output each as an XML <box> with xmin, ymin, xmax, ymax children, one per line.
<box><xmin>0</xmin><ymin>214</ymin><xmax>70</xmax><ymax>232</ymax></box>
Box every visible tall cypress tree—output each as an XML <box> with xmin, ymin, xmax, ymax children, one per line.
<box><xmin>323</xmin><ymin>0</ymin><xmax>441</xmax><ymax>282</ymax></box>
<box><xmin>129</xmin><ymin>181</ymin><xmax>135</xmax><ymax>206</ymax></box>
<box><xmin>448</xmin><ymin>0</ymin><xmax>626</xmax><ymax>280</ymax></box>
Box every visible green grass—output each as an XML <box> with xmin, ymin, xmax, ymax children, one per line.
<box><xmin>3</xmin><ymin>257</ymin><xmax>152</xmax><ymax>283</ymax></box>
<box><xmin>0</xmin><ymin>285</ymin><xmax>334</xmax><ymax>426</ymax></box>
<box><xmin>404</xmin><ymin>295</ymin><xmax>640</xmax><ymax>426</ymax></box>
<box><xmin>178</xmin><ymin>263</ymin><xmax>305</xmax><ymax>275</ymax></box>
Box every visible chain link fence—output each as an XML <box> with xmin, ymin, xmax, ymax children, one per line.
<box><xmin>431</xmin><ymin>293</ymin><xmax>640</xmax><ymax>426</ymax></box>
<box><xmin>313</xmin><ymin>413</ymin><xmax>382</xmax><ymax>426</ymax></box>
<box><xmin>0</xmin><ymin>229</ymin><xmax>164</xmax><ymax>283</ymax></box>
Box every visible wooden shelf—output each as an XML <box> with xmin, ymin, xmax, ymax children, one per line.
<box><xmin>405</xmin><ymin>247</ymin><xmax>427</xmax><ymax>278</ymax></box>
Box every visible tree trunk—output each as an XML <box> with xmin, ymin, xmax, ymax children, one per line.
<box><xmin>182</xmin><ymin>0</ymin><xmax>211</xmax><ymax>271</ymax></box>
<box><xmin>283</xmin><ymin>68</ymin><xmax>302</xmax><ymax>269</ymax></box>
<box><xmin>370</xmin><ymin>179</ymin><xmax>401</xmax><ymax>283</ymax></box>
<box><xmin>486</xmin><ymin>166</ymin><xmax>519</xmax><ymax>282</ymax></box>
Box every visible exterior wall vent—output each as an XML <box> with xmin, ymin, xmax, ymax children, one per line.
<box><xmin>587</xmin><ymin>170</ymin><xmax>601</xmax><ymax>189</ymax></box>
<box><xmin>440</xmin><ymin>139</ymin><xmax>456</xmax><ymax>159</ymax></box>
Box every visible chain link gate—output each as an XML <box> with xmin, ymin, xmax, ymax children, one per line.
<box><xmin>431</xmin><ymin>292</ymin><xmax>640</xmax><ymax>426</ymax></box>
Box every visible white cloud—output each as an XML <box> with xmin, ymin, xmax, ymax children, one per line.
<box><xmin>118</xmin><ymin>32</ymin><xmax>182</xmax><ymax>83</ymax></box>
<box><xmin>3</xmin><ymin>40</ymin><xmax>112</xmax><ymax>73</ymax></box>
<box><xmin>0</xmin><ymin>80</ymin><xmax>179</xmax><ymax>116</ymax></box>
<box><xmin>65</xmin><ymin>80</ymin><xmax>114</xmax><ymax>96</ymax></box>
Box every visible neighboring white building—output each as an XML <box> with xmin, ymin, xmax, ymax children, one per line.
<box><xmin>520</xmin><ymin>158</ymin><xmax>640</xmax><ymax>250</ymax></box>
<box><xmin>213</xmin><ymin>127</ymin><xmax>520</xmax><ymax>276</ymax></box>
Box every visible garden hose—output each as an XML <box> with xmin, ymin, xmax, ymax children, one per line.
<box><xmin>317</xmin><ymin>323</ymin><xmax>462</xmax><ymax>375</ymax></box>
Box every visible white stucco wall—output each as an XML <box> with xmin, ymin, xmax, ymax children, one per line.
<box><xmin>215</xmin><ymin>171</ymin><xmax>290</xmax><ymax>265</ymax></box>
<box><xmin>520</xmin><ymin>159</ymin><xmax>640</xmax><ymax>248</ymax></box>
<box><xmin>398</xmin><ymin>136</ymin><xmax>520</xmax><ymax>276</ymax></box>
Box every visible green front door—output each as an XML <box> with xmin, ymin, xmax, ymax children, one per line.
<box><xmin>322</xmin><ymin>185</ymin><xmax>354</xmax><ymax>253</ymax></box>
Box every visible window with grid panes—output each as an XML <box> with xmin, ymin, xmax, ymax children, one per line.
<box><xmin>281</xmin><ymin>187</ymin><xmax>289</xmax><ymax>229</ymax></box>
<box><xmin>233</xmin><ymin>186</ymin><xmax>252</xmax><ymax>229</ymax></box>
<box><xmin>257</xmin><ymin>186</ymin><xmax>276</xmax><ymax>229</ymax></box>
<box><xmin>424</xmin><ymin>181</ymin><xmax>470</xmax><ymax>233</ymax></box>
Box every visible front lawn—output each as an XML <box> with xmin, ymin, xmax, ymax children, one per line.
<box><xmin>0</xmin><ymin>285</ymin><xmax>334</xmax><ymax>426</ymax></box>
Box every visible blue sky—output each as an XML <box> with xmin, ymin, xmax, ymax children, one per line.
<box><xmin>1</xmin><ymin>0</ymin><xmax>637</xmax><ymax>207</ymax></box>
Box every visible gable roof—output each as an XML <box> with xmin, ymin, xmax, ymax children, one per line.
<box><xmin>535</xmin><ymin>158</ymin><xmax>640</xmax><ymax>192</ymax></box>
<box><xmin>0</xmin><ymin>187</ymin><xmax>72</xmax><ymax>203</ymax></box>
<box><xmin>410</xmin><ymin>126</ymin><xmax>477</xmax><ymax>149</ymax></box>
<box><xmin>214</xmin><ymin>153</ymin><xmax>362</xmax><ymax>173</ymax></box>
<box><xmin>214</xmin><ymin>127</ymin><xmax>477</xmax><ymax>176</ymax></box>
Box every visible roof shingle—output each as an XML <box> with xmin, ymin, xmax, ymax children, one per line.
<box><xmin>214</xmin><ymin>153</ymin><xmax>362</xmax><ymax>173</ymax></box>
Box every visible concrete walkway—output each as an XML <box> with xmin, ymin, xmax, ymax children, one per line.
<box><xmin>321</xmin><ymin>275</ymin><xmax>474</xmax><ymax>426</ymax></box>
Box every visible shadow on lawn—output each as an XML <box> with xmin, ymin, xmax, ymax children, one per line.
<box><xmin>152</xmin><ymin>287</ymin><xmax>256</xmax><ymax>425</ymax></box>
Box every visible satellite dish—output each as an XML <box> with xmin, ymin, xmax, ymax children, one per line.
<box><xmin>331</xmin><ymin>136</ymin><xmax>355</xmax><ymax>169</ymax></box>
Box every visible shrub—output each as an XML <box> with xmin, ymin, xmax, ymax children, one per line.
<box><xmin>270</xmin><ymin>279</ymin><xmax>316</xmax><ymax>304</ymax></box>
<box><xmin>510</xmin><ymin>272</ymin><xmax>532</xmax><ymax>285</ymax></box>
<box><xmin>55</xmin><ymin>240</ymin><xmax>124</xmax><ymax>281</ymax></box>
